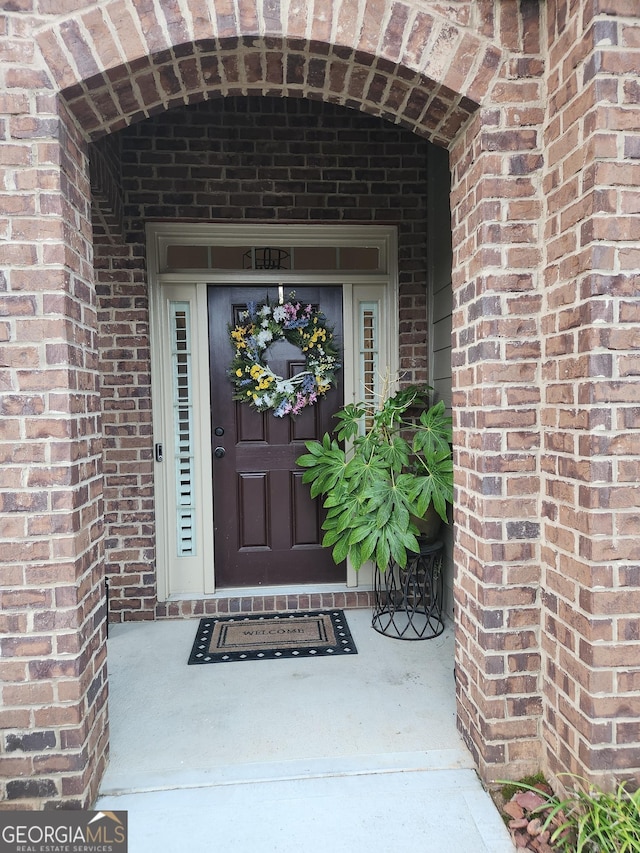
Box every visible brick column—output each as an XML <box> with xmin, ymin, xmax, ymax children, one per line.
<box><xmin>449</xmin><ymin>0</ymin><xmax>546</xmax><ymax>781</ymax></box>
<box><xmin>541</xmin><ymin>0</ymin><xmax>640</xmax><ymax>785</ymax></box>
<box><xmin>0</xmin><ymin>74</ymin><xmax>108</xmax><ymax>806</ymax></box>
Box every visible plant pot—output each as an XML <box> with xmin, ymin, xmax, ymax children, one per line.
<box><xmin>410</xmin><ymin>504</ymin><xmax>442</xmax><ymax>543</ymax></box>
<box><xmin>372</xmin><ymin>539</ymin><xmax>445</xmax><ymax>639</ymax></box>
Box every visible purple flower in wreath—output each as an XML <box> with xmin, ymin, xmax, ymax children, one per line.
<box><xmin>283</xmin><ymin>302</ymin><xmax>299</xmax><ymax>320</ymax></box>
<box><xmin>283</xmin><ymin>317</ymin><xmax>309</xmax><ymax>330</ymax></box>
<box><xmin>292</xmin><ymin>391</ymin><xmax>314</xmax><ymax>416</ymax></box>
<box><xmin>301</xmin><ymin>373</ymin><xmax>317</xmax><ymax>394</ymax></box>
<box><xmin>273</xmin><ymin>400</ymin><xmax>292</xmax><ymax>418</ymax></box>
<box><xmin>245</xmin><ymin>338</ymin><xmax>260</xmax><ymax>359</ymax></box>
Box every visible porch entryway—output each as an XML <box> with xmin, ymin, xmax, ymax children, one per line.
<box><xmin>96</xmin><ymin>610</ymin><xmax>515</xmax><ymax>851</ymax></box>
<box><xmin>94</xmin><ymin>98</ymin><xmax>455</xmax><ymax>625</ymax></box>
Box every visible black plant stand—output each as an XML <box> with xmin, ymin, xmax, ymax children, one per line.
<box><xmin>372</xmin><ymin>538</ymin><xmax>445</xmax><ymax>640</ymax></box>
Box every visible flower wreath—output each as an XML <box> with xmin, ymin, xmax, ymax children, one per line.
<box><xmin>228</xmin><ymin>295</ymin><xmax>341</xmax><ymax>417</ymax></box>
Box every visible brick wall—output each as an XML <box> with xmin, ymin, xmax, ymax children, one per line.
<box><xmin>0</xmin><ymin>81</ymin><xmax>109</xmax><ymax>807</ymax></box>
<box><xmin>448</xmin><ymin>1</ymin><xmax>546</xmax><ymax>781</ymax></box>
<box><xmin>94</xmin><ymin>95</ymin><xmax>432</xmax><ymax>620</ymax></box>
<box><xmin>541</xmin><ymin>0</ymin><xmax>640</xmax><ymax>786</ymax></box>
<box><xmin>90</xmin><ymin>135</ymin><xmax>124</xmax><ymax>241</ymax></box>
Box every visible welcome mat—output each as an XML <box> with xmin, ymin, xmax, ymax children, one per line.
<box><xmin>187</xmin><ymin>610</ymin><xmax>357</xmax><ymax>664</ymax></box>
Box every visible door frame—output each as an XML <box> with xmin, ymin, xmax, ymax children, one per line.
<box><xmin>148</xmin><ymin>223</ymin><xmax>399</xmax><ymax>601</ymax></box>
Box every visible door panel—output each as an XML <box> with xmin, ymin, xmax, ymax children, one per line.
<box><xmin>238</xmin><ymin>473</ymin><xmax>268</xmax><ymax>547</ymax></box>
<box><xmin>208</xmin><ymin>285</ymin><xmax>345</xmax><ymax>587</ymax></box>
<box><xmin>291</xmin><ymin>471</ymin><xmax>321</xmax><ymax>545</ymax></box>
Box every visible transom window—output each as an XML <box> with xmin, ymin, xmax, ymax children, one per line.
<box><xmin>165</xmin><ymin>244</ymin><xmax>380</xmax><ymax>272</ymax></box>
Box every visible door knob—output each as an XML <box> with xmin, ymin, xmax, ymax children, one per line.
<box><xmin>214</xmin><ymin>446</ymin><xmax>225</xmax><ymax>459</ymax></box>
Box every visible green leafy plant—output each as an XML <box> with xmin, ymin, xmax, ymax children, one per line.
<box><xmin>296</xmin><ymin>384</ymin><xmax>453</xmax><ymax>571</ymax></box>
<box><xmin>501</xmin><ymin>774</ymin><xmax>640</xmax><ymax>852</ymax></box>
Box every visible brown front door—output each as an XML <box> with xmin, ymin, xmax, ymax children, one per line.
<box><xmin>208</xmin><ymin>285</ymin><xmax>345</xmax><ymax>588</ymax></box>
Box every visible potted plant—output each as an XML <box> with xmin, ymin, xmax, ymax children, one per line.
<box><xmin>296</xmin><ymin>383</ymin><xmax>453</xmax><ymax>573</ymax></box>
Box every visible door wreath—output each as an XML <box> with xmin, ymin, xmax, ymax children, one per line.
<box><xmin>228</xmin><ymin>295</ymin><xmax>341</xmax><ymax>417</ymax></box>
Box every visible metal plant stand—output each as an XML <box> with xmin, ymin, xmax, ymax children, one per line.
<box><xmin>372</xmin><ymin>538</ymin><xmax>444</xmax><ymax>640</ymax></box>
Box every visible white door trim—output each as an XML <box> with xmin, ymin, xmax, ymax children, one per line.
<box><xmin>147</xmin><ymin>223</ymin><xmax>399</xmax><ymax>600</ymax></box>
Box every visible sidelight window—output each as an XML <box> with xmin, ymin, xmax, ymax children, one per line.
<box><xmin>170</xmin><ymin>302</ymin><xmax>196</xmax><ymax>557</ymax></box>
<box><xmin>359</xmin><ymin>301</ymin><xmax>379</xmax><ymax>427</ymax></box>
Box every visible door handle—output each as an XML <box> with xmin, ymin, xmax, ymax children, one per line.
<box><xmin>214</xmin><ymin>446</ymin><xmax>225</xmax><ymax>459</ymax></box>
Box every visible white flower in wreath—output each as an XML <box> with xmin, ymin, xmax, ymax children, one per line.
<box><xmin>272</xmin><ymin>305</ymin><xmax>287</xmax><ymax>323</ymax></box>
<box><xmin>255</xmin><ymin>329</ymin><xmax>273</xmax><ymax>348</ymax></box>
<box><xmin>277</xmin><ymin>379</ymin><xmax>294</xmax><ymax>394</ymax></box>
<box><xmin>258</xmin><ymin>305</ymin><xmax>272</xmax><ymax>317</ymax></box>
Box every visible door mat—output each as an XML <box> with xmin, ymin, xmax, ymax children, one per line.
<box><xmin>187</xmin><ymin>610</ymin><xmax>357</xmax><ymax>664</ymax></box>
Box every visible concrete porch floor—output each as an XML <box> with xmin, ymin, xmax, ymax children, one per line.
<box><xmin>96</xmin><ymin>609</ymin><xmax>515</xmax><ymax>852</ymax></box>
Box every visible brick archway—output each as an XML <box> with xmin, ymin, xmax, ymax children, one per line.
<box><xmin>36</xmin><ymin>1</ymin><xmax>505</xmax><ymax>145</ymax></box>
<box><xmin>4</xmin><ymin>0</ymin><xmax>558</xmax><ymax>808</ymax></box>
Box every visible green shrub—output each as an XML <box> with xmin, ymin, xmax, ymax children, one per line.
<box><xmin>502</xmin><ymin>774</ymin><xmax>640</xmax><ymax>852</ymax></box>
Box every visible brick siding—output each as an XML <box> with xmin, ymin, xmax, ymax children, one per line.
<box><xmin>0</xmin><ymin>0</ymin><xmax>637</xmax><ymax>811</ymax></box>
<box><xmin>0</xmin><ymin>87</ymin><xmax>109</xmax><ymax>807</ymax></box>
<box><xmin>541</xmin><ymin>0</ymin><xmax>640</xmax><ymax>785</ymax></box>
<box><xmin>448</xmin><ymin>1</ymin><xmax>546</xmax><ymax>781</ymax></box>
